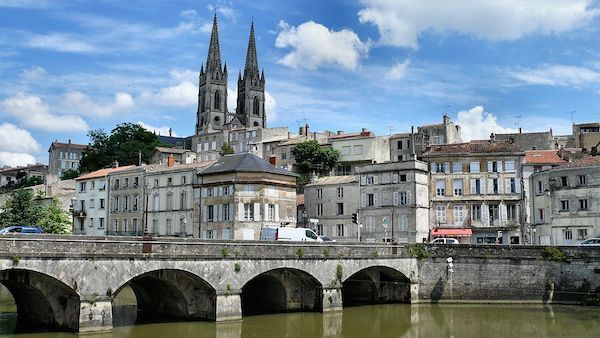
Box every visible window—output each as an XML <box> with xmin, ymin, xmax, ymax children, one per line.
<box><xmin>166</xmin><ymin>193</ymin><xmax>173</xmax><ymax>211</ymax></box>
<box><xmin>337</xmin><ymin>203</ymin><xmax>344</xmax><ymax>215</ymax></box>
<box><xmin>134</xmin><ymin>177</ymin><xmax>139</xmax><ymax>187</ymax></box>
<box><xmin>471</xmin><ymin>178</ymin><xmax>482</xmax><ymax>195</ymax></box>
<box><xmin>577</xmin><ymin>175</ymin><xmax>587</xmax><ymax>186</ymax></box>
<box><xmin>152</xmin><ymin>219</ymin><xmax>159</xmax><ymax>234</ymax></box>
<box><xmin>435</xmin><ymin>163</ymin><xmax>445</xmax><ymax>173</ymax></box>
<box><xmin>341</xmin><ymin>146</ymin><xmax>351</xmax><ymax>156</ymax></box>
<box><xmin>153</xmin><ymin>194</ymin><xmax>159</xmax><ymax>211</ymax></box>
<box><xmin>114</xmin><ymin>196</ymin><xmax>119</xmax><ymax>211</ymax></box>
<box><xmin>281</xmin><ymin>152</ymin><xmax>287</xmax><ymax>160</ymax></box>
<box><xmin>207</xmin><ymin>188</ymin><xmax>214</xmax><ymax>197</ymax></box>
<box><xmin>560</xmin><ymin>176</ymin><xmax>568</xmax><ymax>187</ymax></box>
<box><xmin>223</xmin><ymin>186</ymin><xmax>230</xmax><ymax>195</ymax></box>
<box><xmin>453</xmin><ymin>179</ymin><xmax>463</xmax><ymax>196</ymax></box>
<box><xmin>564</xmin><ymin>229</ymin><xmax>572</xmax><ymax>240</ymax></box>
<box><xmin>353</xmin><ymin>145</ymin><xmax>363</xmax><ymax>155</ymax></box>
<box><xmin>90</xmin><ymin>181</ymin><xmax>95</xmax><ymax>190</ymax></box>
<box><xmin>89</xmin><ymin>218</ymin><xmax>94</xmax><ymax>227</ymax></box>
<box><xmin>336</xmin><ymin>224</ymin><xmax>345</xmax><ymax>237</ymax></box>
<box><xmin>154</xmin><ymin>179</ymin><xmax>159</xmax><ymax>187</ymax></box>
<box><xmin>453</xmin><ymin>205</ymin><xmax>465</xmax><ymax>225</ymax></box>
<box><xmin>492</xmin><ymin>178</ymin><xmax>499</xmax><ymax>194</ymax></box>
<box><xmin>536</xmin><ymin>181</ymin><xmax>544</xmax><ymax>195</ymax></box>
<box><xmin>167</xmin><ymin>177</ymin><xmax>173</xmax><ymax>186</ymax></box>
<box><xmin>123</xmin><ymin>196</ymin><xmax>129</xmax><ymax>211</ymax></box>
<box><xmin>488</xmin><ymin>205</ymin><xmax>499</xmax><ymax>224</ymax></box>
<box><xmin>470</xmin><ymin>162</ymin><xmax>480</xmax><ymax>173</ymax></box>
<box><xmin>337</xmin><ymin>187</ymin><xmax>343</xmax><ymax>198</ymax></box>
<box><xmin>399</xmin><ymin>192</ymin><xmax>408</xmax><ymax>205</ymax></box>
<box><xmin>505</xmin><ymin>161</ymin><xmax>515</xmax><ymax>173</ymax></box>
<box><xmin>166</xmin><ymin>219</ymin><xmax>172</xmax><ymax>235</ymax></box>
<box><xmin>133</xmin><ymin>195</ymin><xmax>138</xmax><ymax>211</ymax></box>
<box><xmin>122</xmin><ymin>219</ymin><xmax>128</xmax><ymax>233</ymax></box>
<box><xmin>488</xmin><ymin>161</ymin><xmax>501</xmax><ymax>173</ymax></box>
<box><xmin>208</xmin><ymin>205</ymin><xmax>214</xmax><ymax>222</ymax></box>
<box><xmin>507</xmin><ymin>204</ymin><xmax>517</xmax><ymax>220</ymax></box>
<box><xmin>452</xmin><ymin>162</ymin><xmax>462</xmax><ymax>173</ymax></box>
<box><xmin>214</xmin><ymin>90</ymin><xmax>221</xmax><ymax>109</ymax></box>
<box><xmin>99</xmin><ymin>218</ymin><xmax>104</xmax><ymax>228</ymax></box>
<box><xmin>436</xmin><ymin>180</ymin><xmax>445</xmax><ymax>196</ymax></box>
<box><xmin>99</xmin><ymin>198</ymin><xmax>105</xmax><ymax>209</ymax></box>
<box><xmin>510</xmin><ymin>178</ymin><xmax>517</xmax><ymax>193</ymax></box>
<box><xmin>79</xmin><ymin>182</ymin><xmax>86</xmax><ymax>192</ymax></box>
<box><xmin>367</xmin><ymin>194</ymin><xmax>375</xmax><ymax>207</ymax></box>
<box><xmin>124</xmin><ymin>178</ymin><xmax>129</xmax><ymax>187</ymax></box>
<box><xmin>560</xmin><ymin>200</ymin><xmax>569</xmax><ymax>212</ymax></box>
<box><xmin>243</xmin><ymin>203</ymin><xmax>254</xmax><ymax>221</ymax></box>
<box><xmin>89</xmin><ymin>199</ymin><xmax>95</xmax><ymax>209</ymax></box>
<box><xmin>471</xmin><ymin>204</ymin><xmax>481</xmax><ymax>221</ymax></box>
<box><xmin>366</xmin><ymin>176</ymin><xmax>375</xmax><ymax>185</ymax></box>
<box><xmin>317</xmin><ymin>224</ymin><xmax>324</xmax><ymax>236</ymax></box>
<box><xmin>432</xmin><ymin>135</ymin><xmax>443</xmax><ymax>145</ymax></box>
<box><xmin>397</xmin><ymin>140</ymin><xmax>403</xmax><ymax>149</ymax></box>
<box><xmin>180</xmin><ymin>192</ymin><xmax>187</xmax><ymax>209</ymax></box>
<box><xmin>579</xmin><ymin>199</ymin><xmax>588</xmax><ymax>210</ymax></box>
<box><xmin>316</xmin><ymin>189</ymin><xmax>323</xmax><ymax>199</ymax></box>
<box><xmin>538</xmin><ymin>208</ymin><xmax>545</xmax><ymax>223</ymax></box>
<box><xmin>181</xmin><ymin>176</ymin><xmax>186</xmax><ymax>185</ymax></box>
<box><xmin>436</xmin><ymin>205</ymin><xmax>446</xmax><ymax>223</ymax></box>
<box><xmin>400</xmin><ymin>174</ymin><xmax>407</xmax><ymax>182</ymax></box>
<box><xmin>577</xmin><ymin>229</ymin><xmax>588</xmax><ymax>240</ymax></box>
<box><xmin>267</xmin><ymin>204</ymin><xmax>275</xmax><ymax>221</ymax></box>
<box><xmin>316</xmin><ymin>204</ymin><xmax>323</xmax><ymax>216</ymax></box>
<box><xmin>398</xmin><ymin>214</ymin><xmax>408</xmax><ymax>231</ymax></box>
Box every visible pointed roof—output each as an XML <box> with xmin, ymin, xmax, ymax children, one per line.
<box><xmin>243</xmin><ymin>21</ymin><xmax>259</xmax><ymax>77</ymax></box>
<box><xmin>200</xmin><ymin>153</ymin><xmax>298</xmax><ymax>177</ymax></box>
<box><xmin>206</xmin><ymin>14</ymin><xmax>222</xmax><ymax>73</ymax></box>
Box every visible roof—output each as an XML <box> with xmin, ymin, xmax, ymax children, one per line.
<box><xmin>75</xmin><ymin>165</ymin><xmax>136</xmax><ymax>181</ymax></box>
<box><xmin>556</xmin><ymin>156</ymin><xmax>600</xmax><ymax>169</ymax></box>
<box><xmin>524</xmin><ymin>150</ymin><xmax>565</xmax><ymax>165</ymax></box>
<box><xmin>144</xmin><ymin>160</ymin><xmax>217</xmax><ymax>173</ymax></box>
<box><xmin>423</xmin><ymin>140</ymin><xmax>521</xmax><ymax>156</ymax></box>
<box><xmin>154</xmin><ymin>146</ymin><xmax>189</xmax><ymax>155</ymax></box>
<box><xmin>306</xmin><ymin>175</ymin><xmax>357</xmax><ymax>186</ymax></box>
<box><xmin>49</xmin><ymin>141</ymin><xmax>87</xmax><ymax>150</ymax></box>
<box><xmin>200</xmin><ymin>153</ymin><xmax>299</xmax><ymax>177</ymax></box>
<box><xmin>390</xmin><ymin>132</ymin><xmax>411</xmax><ymax>139</ymax></box>
<box><xmin>328</xmin><ymin>131</ymin><xmax>374</xmax><ymax>140</ymax></box>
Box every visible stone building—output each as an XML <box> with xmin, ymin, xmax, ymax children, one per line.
<box><xmin>304</xmin><ymin>175</ymin><xmax>359</xmax><ymax>242</ymax></box>
<box><xmin>145</xmin><ymin>159</ymin><xmax>215</xmax><ymax>237</ymax></box>
<box><xmin>529</xmin><ymin>156</ymin><xmax>600</xmax><ymax>245</ymax></box>
<box><xmin>0</xmin><ymin>164</ymin><xmax>47</xmax><ymax>188</ymax></box>
<box><xmin>494</xmin><ymin>129</ymin><xmax>555</xmax><ymax>151</ymax></box>
<box><xmin>355</xmin><ymin>161</ymin><xmax>430</xmax><ymax>243</ymax></box>
<box><xmin>48</xmin><ymin>140</ymin><xmax>86</xmax><ymax>180</ymax></box>
<box><xmin>328</xmin><ymin>129</ymin><xmax>390</xmax><ymax>175</ymax></box>
<box><xmin>197</xmin><ymin>153</ymin><xmax>297</xmax><ymax>240</ymax></box>
<box><xmin>521</xmin><ymin>150</ymin><xmax>565</xmax><ymax>225</ymax></box>
<box><xmin>73</xmin><ymin>166</ymin><xmax>135</xmax><ymax>235</ymax></box>
<box><xmin>106</xmin><ymin>166</ymin><xmax>145</xmax><ymax>236</ymax></box>
<box><xmin>151</xmin><ymin>147</ymin><xmax>197</xmax><ymax>165</ymax></box>
<box><xmin>572</xmin><ymin>122</ymin><xmax>600</xmax><ymax>154</ymax></box>
<box><xmin>422</xmin><ymin>139</ymin><xmax>525</xmax><ymax>244</ymax></box>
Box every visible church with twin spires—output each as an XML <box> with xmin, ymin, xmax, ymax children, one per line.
<box><xmin>195</xmin><ymin>15</ymin><xmax>266</xmax><ymax>135</ymax></box>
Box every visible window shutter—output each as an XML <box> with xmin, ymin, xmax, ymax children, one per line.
<box><xmin>480</xmin><ymin>179</ymin><xmax>486</xmax><ymax>195</ymax></box>
<box><xmin>487</xmin><ymin>179</ymin><xmax>494</xmax><ymax>194</ymax></box>
<box><xmin>500</xmin><ymin>203</ymin><xmax>507</xmax><ymax>225</ymax></box>
<box><xmin>497</xmin><ymin>161</ymin><xmax>503</xmax><ymax>173</ymax></box>
<box><xmin>374</xmin><ymin>193</ymin><xmax>379</xmax><ymax>206</ymax></box>
<box><xmin>203</xmin><ymin>206</ymin><xmax>207</xmax><ymax>222</ymax></box>
<box><xmin>481</xmin><ymin>203</ymin><xmax>490</xmax><ymax>227</ymax></box>
<box><xmin>487</xmin><ymin>161</ymin><xmax>493</xmax><ymax>172</ymax></box>
<box><xmin>274</xmin><ymin>204</ymin><xmax>279</xmax><ymax>221</ymax></box>
<box><xmin>238</xmin><ymin>203</ymin><xmax>244</xmax><ymax>221</ymax></box>
<box><xmin>406</xmin><ymin>191</ymin><xmax>411</xmax><ymax>205</ymax></box>
<box><xmin>431</xmin><ymin>163</ymin><xmax>436</xmax><ymax>173</ymax></box>
<box><xmin>253</xmin><ymin>203</ymin><xmax>260</xmax><ymax>221</ymax></box>
<box><xmin>264</xmin><ymin>203</ymin><xmax>269</xmax><ymax>221</ymax></box>
<box><xmin>360</xmin><ymin>175</ymin><xmax>366</xmax><ymax>186</ymax></box>
<box><xmin>392</xmin><ymin>174</ymin><xmax>399</xmax><ymax>183</ymax></box>
<box><xmin>470</xmin><ymin>179</ymin><xmax>476</xmax><ymax>195</ymax></box>
<box><xmin>497</xmin><ymin>179</ymin><xmax>503</xmax><ymax>194</ymax></box>
<box><xmin>444</xmin><ymin>162</ymin><xmax>450</xmax><ymax>173</ymax></box>
<box><xmin>361</xmin><ymin>194</ymin><xmax>366</xmax><ymax>207</ymax></box>
<box><xmin>373</xmin><ymin>175</ymin><xmax>379</xmax><ymax>185</ymax></box>
<box><xmin>505</xmin><ymin>178</ymin><xmax>511</xmax><ymax>194</ymax></box>
<box><xmin>515</xmin><ymin>178</ymin><xmax>521</xmax><ymax>193</ymax></box>
<box><xmin>202</xmin><ymin>187</ymin><xmax>207</xmax><ymax>196</ymax></box>
<box><xmin>393</xmin><ymin>192</ymin><xmax>398</xmax><ymax>206</ymax></box>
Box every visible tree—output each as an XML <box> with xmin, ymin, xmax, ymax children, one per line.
<box><xmin>61</xmin><ymin>169</ymin><xmax>80</xmax><ymax>180</ymax></box>
<box><xmin>79</xmin><ymin>123</ymin><xmax>163</xmax><ymax>172</ymax></box>
<box><xmin>38</xmin><ymin>198</ymin><xmax>71</xmax><ymax>234</ymax></box>
<box><xmin>291</xmin><ymin>140</ymin><xmax>340</xmax><ymax>178</ymax></box>
<box><xmin>0</xmin><ymin>189</ymin><xmax>45</xmax><ymax>228</ymax></box>
<box><xmin>220</xmin><ymin>143</ymin><xmax>234</xmax><ymax>156</ymax></box>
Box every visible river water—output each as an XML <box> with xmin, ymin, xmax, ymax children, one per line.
<box><xmin>1</xmin><ymin>302</ymin><xmax>600</xmax><ymax>338</ymax></box>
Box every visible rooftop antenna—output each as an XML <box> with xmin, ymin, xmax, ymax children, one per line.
<box><xmin>387</xmin><ymin>125</ymin><xmax>394</xmax><ymax>136</ymax></box>
<box><xmin>296</xmin><ymin>118</ymin><xmax>308</xmax><ymax>127</ymax></box>
<box><xmin>567</xmin><ymin>111</ymin><xmax>576</xmax><ymax>124</ymax></box>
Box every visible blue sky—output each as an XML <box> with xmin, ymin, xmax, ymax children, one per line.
<box><xmin>1</xmin><ymin>0</ymin><xmax>599</xmax><ymax>166</ymax></box>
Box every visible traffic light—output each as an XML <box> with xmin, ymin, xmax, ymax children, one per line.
<box><xmin>352</xmin><ymin>212</ymin><xmax>358</xmax><ymax>224</ymax></box>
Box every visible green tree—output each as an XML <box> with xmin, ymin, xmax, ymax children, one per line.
<box><xmin>38</xmin><ymin>198</ymin><xmax>72</xmax><ymax>234</ymax></box>
<box><xmin>0</xmin><ymin>189</ymin><xmax>45</xmax><ymax>227</ymax></box>
<box><xmin>79</xmin><ymin>123</ymin><xmax>163</xmax><ymax>172</ymax></box>
<box><xmin>291</xmin><ymin>140</ymin><xmax>340</xmax><ymax>177</ymax></box>
<box><xmin>61</xmin><ymin>169</ymin><xmax>80</xmax><ymax>180</ymax></box>
<box><xmin>220</xmin><ymin>143</ymin><xmax>234</xmax><ymax>156</ymax></box>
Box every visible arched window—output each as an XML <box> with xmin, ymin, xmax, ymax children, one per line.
<box><xmin>253</xmin><ymin>96</ymin><xmax>260</xmax><ymax>115</ymax></box>
<box><xmin>214</xmin><ymin>90</ymin><xmax>221</xmax><ymax>110</ymax></box>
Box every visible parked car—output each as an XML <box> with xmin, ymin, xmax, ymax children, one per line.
<box><xmin>0</xmin><ymin>226</ymin><xmax>44</xmax><ymax>234</ymax></box>
<box><xmin>579</xmin><ymin>238</ymin><xmax>600</xmax><ymax>246</ymax></box>
<box><xmin>430</xmin><ymin>237</ymin><xmax>459</xmax><ymax>244</ymax></box>
<box><xmin>260</xmin><ymin>227</ymin><xmax>323</xmax><ymax>242</ymax></box>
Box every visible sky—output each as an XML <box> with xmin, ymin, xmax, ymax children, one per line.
<box><xmin>1</xmin><ymin>0</ymin><xmax>599</xmax><ymax>167</ymax></box>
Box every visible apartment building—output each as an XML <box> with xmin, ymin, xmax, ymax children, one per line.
<box><xmin>304</xmin><ymin>175</ymin><xmax>359</xmax><ymax>242</ymax></box>
<box><xmin>521</xmin><ymin>150</ymin><xmax>565</xmax><ymax>225</ymax></box>
<box><xmin>106</xmin><ymin>166</ymin><xmax>145</xmax><ymax>236</ymax></box>
<box><xmin>197</xmin><ymin>153</ymin><xmax>298</xmax><ymax>240</ymax></box>
<box><xmin>48</xmin><ymin>140</ymin><xmax>86</xmax><ymax>180</ymax></box>
<box><xmin>422</xmin><ymin>139</ymin><xmax>524</xmax><ymax>244</ymax></box>
<box><xmin>329</xmin><ymin>129</ymin><xmax>390</xmax><ymax>175</ymax></box>
<box><xmin>529</xmin><ymin>156</ymin><xmax>600</xmax><ymax>245</ymax></box>
<box><xmin>355</xmin><ymin>161</ymin><xmax>430</xmax><ymax>243</ymax></box>
<box><xmin>151</xmin><ymin>147</ymin><xmax>197</xmax><ymax>165</ymax></box>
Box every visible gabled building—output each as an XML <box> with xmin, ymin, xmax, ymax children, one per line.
<box><xmin>48</xmin><ymin>139</ymin><xmax>86</xmax><ymax>180</ymax></box>
<box><xmin>422</xmin><ymin>138</ymin><xmax>525</xmax><ymax>244</ymax></box>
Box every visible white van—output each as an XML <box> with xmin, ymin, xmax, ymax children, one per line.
<box><xmin>430</xmin><ymin>238</ymin><xmax>459</xmax><ymax>244</ymax></box>
<box><xmin>260</xmin><ymin>227</ymin><xmax>323</xmax><ymax>242</ymax></box>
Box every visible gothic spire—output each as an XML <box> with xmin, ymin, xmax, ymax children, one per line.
<box><xmin>243</xmin><ymin>20</ymin><xmax>259</xmax><ymax>77</ymax></box>
<box><xmin>206</xmin><ymin>14</ymin><xmax>222</xmax><ymax>73</ymax></box>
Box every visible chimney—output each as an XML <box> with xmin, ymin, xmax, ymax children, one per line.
<box><xmin>490</xmin><ymin>133</ymin><xmax>496</xmax><ymax>142</ymax></box>
<box><xmin>443</xmin><ymin>115</ymin><xmax>450</xmax><ymax>124</ymax></box>
<box><xmin>167</xmin><ymin>155</ymin><xmax>175</xmax><ymax>167</ymax></box>
<box><xmin>112</xmin><ymin>161</ymin><xmax>119</xmax><ymax>168</ymax></box>
<box><xmin>269</xmin><ymin>155</ymin><xmax>277</xmax><ymax>166</ymax></box>
<box><xmin>337</xmin><ymin>130</ymin><xmax>344</xmax><ymax>135</ymax></box>
<box><xmin>519</xmin><ymin>128</ymin><xmax>522</xmax><ymax>134</ymax></box>
<box><xmin>361</xmin><ymin>128</ymin><xmax>368</xmax><ymax>133</ymax></box>
<box><xmin>305</xmin><ymin>124</ymin><xmax>310</xmax><ymax>137</ymax></box>
<box><xmin>169</xmin><ymin>128</ymin><xmax>172</xmax><ymax>137</ymax></box>
<box><xmin>68</xmin><ymin>139</ymin><xmax>71</xmax><ymax>144</ymax></box>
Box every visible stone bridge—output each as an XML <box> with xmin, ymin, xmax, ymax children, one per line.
<box><xmin>0</xmin><ymin>235</ymin><xmax>419</xmax><ymax>333</ymax></box>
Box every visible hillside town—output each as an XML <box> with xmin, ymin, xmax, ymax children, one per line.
<box><xmin>1</xmin><ymin>16</ymin><xmax>599</xmax><ymax>247</ymax></box>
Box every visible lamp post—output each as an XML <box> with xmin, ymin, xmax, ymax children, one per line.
<box><xmin>69</xmin><ymin>197</ymin><xmax>77</xmax><ymax>234</ymax></box>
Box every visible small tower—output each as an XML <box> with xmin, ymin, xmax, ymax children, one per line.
<box><xmin>196</xmin><ymin>14</ymin><xmax>228</xmax><ymax>135</ymax></box>
<box><xmin>237</xmin><ymin>21</ymin><xmax>266</xmax><ymax>129</ymax></box>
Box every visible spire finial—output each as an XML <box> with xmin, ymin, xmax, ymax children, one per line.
<box><xmin>244</xmin><ymin>19</ymin><xmax>259</xmax><ymax>77</ymax></box>
<box><xmin>206</xmin><ymin>13</ymin><xmax>222</xmax><ymax>73</ymax></box>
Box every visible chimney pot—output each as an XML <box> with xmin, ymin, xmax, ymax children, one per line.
<box><xmin>167</xmin><ymin>155</ymin><xmax>175</xmax><ymax>167</ymax></box>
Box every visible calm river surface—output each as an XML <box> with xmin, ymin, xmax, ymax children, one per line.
<box><xmin>1</xmin><ymin>303</ymin><xmax>600</xmax><ymax>338</ymax></box>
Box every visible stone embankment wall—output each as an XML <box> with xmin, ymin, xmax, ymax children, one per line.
<box><xmin>417</xmin><ymin>245</ymin><xmax>600</xmax><ymax>304</ymax></box>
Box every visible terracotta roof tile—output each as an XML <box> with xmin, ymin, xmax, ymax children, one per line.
<box><xmin>423</xmin><ymin>140</ymin><xmax>521</xmax><ymax>155</ymax></box>
<box><xmin>75</xmin><ymin>165</ymin><xmax>136</xmax><ymax>180</ymax></box>
<box><xmin>557</xmin><ymin>156</ymin><xmax>600</xmax><ymax>169</ymax></box>
<box><xmin>524</xmin><ymin>150</ymin><xmax>565</xmax><ymax>165</ymax></box>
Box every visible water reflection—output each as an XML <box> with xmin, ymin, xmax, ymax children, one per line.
<box><xmin>1</xmin><ymin>304</ymin><xmax>600</xmax><ymax>337</ymax></box>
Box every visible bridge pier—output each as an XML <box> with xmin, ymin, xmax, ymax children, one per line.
<box><xmin>215</xmin><ymin>291</ymin><xmax>242</xmax><ymax>322</ymax></box>
<box><xmin>322</xmin><ymin>287</ymin><xmax>343</xmax><ymax>312</ymax></box>
<box><xmin>78</xmin><ymin>296</ymin><xmax>113</xmax><ymax>333</ymax></box>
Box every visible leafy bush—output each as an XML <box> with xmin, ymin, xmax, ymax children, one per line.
<box><xmin>408</xmin><ymin>243</ymin><xmax>430</xmax><ymax>259</ymax></box>
<box><xmin>542</xmin><ymin>247</ymin><xmax>567</xmax><ymax>262</ymax></box>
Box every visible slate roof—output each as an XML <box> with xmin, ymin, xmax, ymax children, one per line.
<box><xmin>154</xmin><ymin>146</ymin><xmax>189</xmax><ymax>155</ymax></box>
<box><xmin>556</xmin><ymin>156</ymin><xmax>600</xmax><ymax>169</ymax></box>
<box><xmin>423</xmin><ymin>140</ymin><xmax>521</xmax><ymax>156</ymax></box>
<box><xmin>200</xmin><ymin>153</ymin><xmax>299</xmax><ymax>177</ymax></box>
<box><xmin>524</xmin><ymin>150</ymin><xmax>565</xmax><ymax>165</ymax></box>
<box><xmin>49</xmin><ymin>141</ymin><xmax>87</xmax><ymax>150</ymax></box>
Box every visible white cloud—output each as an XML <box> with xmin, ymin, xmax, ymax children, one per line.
<box><xmin>1</xmin><ymin>93</ymin><xmax>88</xmax><ymax>132</ymax></box>
<box><xmin>0</xmin><ymin>123</ymin><xmax>40</xmax><ymax>153</ymax></box>
<box><xmin>0</xmin><ymin>152</ymin><xmax>37</xmax><ymax>167</ymax></box>
<box><xmin>63</xmin><ymin>91</ymin><xmax>134</xmax><ymax>117</ymax></box>
<box><xmin>137</xmin><ymin>121</ymin><xmax>178</xmax><ymax>137</ymax></box>
<box><xmin>25</xmin><ymin>33</ymin><xmax>98</xmax><ymax>53</ymax></box>
<box><xmin>19</xmin><ymin>65</ymin><xmax>47</xmax><ymax>80</ymax></box>
<box><xmin>511</xmin><ymin>64</ymin><xmax>600</xmax><ymax>86</ymax></box>
<box><xmin>275</xmin><ymin>21</ymin><xmax>369</xmax><ymax>70</ymax></box>
<box><xmin>358</xmin><ymin>0</ymin><xmax>600</xmax><ymax>49</ymax></box>
<box><xmin>140</xmin><ymin>82</ymin><xmax>197</xmax><ymax>107</ymax></box>
<box><xmin>455</xmin><ymin>106</ymin><xmax>518</xmax><ymax>141</ymax></box>
<box><xmin>227</xmin><ymin>87</ymin><xmax>277</xmax><ymax>122</ymax></box>
<box><xmin>386</xmin><ymin>59</ymin><xmax>411</xmax><ymax>80</ymax></box>
<box><xmin>207</xmin><ymin>3</ymin><xmax>236</xmax><ymax>20</ymax></box>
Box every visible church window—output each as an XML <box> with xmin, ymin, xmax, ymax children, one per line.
<box><xmin>214</xmin><ymin>90</ymin><xmax>221</xmax><ymax>110</ymax></box>
<box><xmin>253</xmin><ymin>121</ymin><xmax>259</xmax><ymax>127</ymax></box>
<box><xmin>214</xmin><ymin>116</ymin><xmax>220</xmax><ymax>122</ymax></box>
<box><xmin>253</xmin><ymin>96</ymin><xmax>260</xmax><ymax>115</ymax></box>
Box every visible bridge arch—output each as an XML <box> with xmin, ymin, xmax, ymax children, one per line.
<box><xmin>111</xmin><ymin>269</ymin><xmax>216</xmax><ymax>325</ymax></box>
<box><xmin>241</xmin><ymin>268</ymin><xmax>323</xmax><ymax>316</ymax></box>
<box><xmin>0</xmin><ymin>268</ymin><xmax>80</xmax><ymax>333</ymax></box>
<box><xmin>341</xmin><ymin>265</ymin><xmax>411</xmax><ymax>307</ymax></box>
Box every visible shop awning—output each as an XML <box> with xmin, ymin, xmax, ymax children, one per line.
<box><xmin>431</xmin><ymin>228</ymin><xmax>472</xmax><ymax>237</ymax></box>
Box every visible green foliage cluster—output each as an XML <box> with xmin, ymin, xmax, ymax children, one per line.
<box><xmin>0</xmin><ymin>189</ymin><xmax>71</xmax><ymax>234</ymax></box>
<box><xmin>296</xmin><ymin>248</ymin><xmax>305</xmax><ymax>259</ymax></box>
<box><xmin>220</xmin><ymin>143</ymin><xmax>234</xmax><ymax>156</ymax></box>
<box><xmin>407</xmin><ymin>243</ymin><xmax>430</xmax><ymax>259</ymax></box>
<box><xmin>291</xmin><ymin>140</ymin><xmax>340</xmax><ymax>178</ymax></box>
<box><xmin>60</xmin><ymin>169</ymin><xmax>80</xmax><ymax>180</ymax></box>
<box><xmin>79</xmin><ymin>123</ymin><xmax>163</xmax><ymax>173</ymax></box>
<box><xmin>0</xmin><ymin>176</ymin><xmax>44</xmax><ymax>193</ymax></box>
<box><xmin>542</xmin><ymin>246</ymin><xmax>567</xmax><ymax>262</ymax></box>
